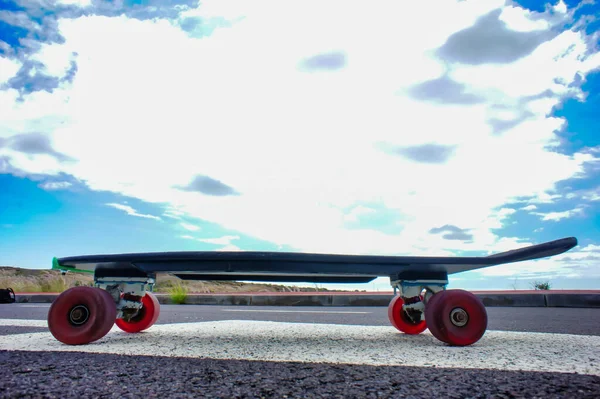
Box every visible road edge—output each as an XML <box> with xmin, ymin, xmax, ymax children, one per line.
<box><xmin>7</xmin><ymin>291</ymin><xmax>600</xmax><ymax>308</ymax></box>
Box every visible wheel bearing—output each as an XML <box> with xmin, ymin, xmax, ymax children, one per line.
<box><xmin>449</xmin><ymin>307</ymin><xmax>469</xmax><ymax>327</ymax></box>
<box><xmin>68</xmin><ymin>305</ymin><xmax>90</xmax><ymax>326</ymax></box>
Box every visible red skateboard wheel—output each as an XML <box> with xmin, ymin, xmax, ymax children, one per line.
<box><xmin>425</xmin><ymin>289</ymin><xmax>487</xmax><ymax>346</ymax></box>
<box><xmin>388</xmin><ymin>295</ymin><xmax>428</xmax><ymax>335</ymax></box>
<box><xmin>423</xmin><ymin>290</ymin><xmax>450</xmax><ymax>344</ymax></box>
<box><xmin>47</xmin><ymin>286</ymin><xmax>116</xmax><ymax>345</ymax></box>
<box><xmin>115</xmin><ymin>291</ymin><xmax>160</xmax><ymax>333</ymax></box>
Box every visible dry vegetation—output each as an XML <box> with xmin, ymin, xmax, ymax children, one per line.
<box><xmin>0</xmin><ymin>266</ymin><xmax>348</xmax><ymax>293</ymax></box>
<box><xmin>0</xmin><ymin>267</ymin><xmax>75</xmax><ymax>293</ymax></box>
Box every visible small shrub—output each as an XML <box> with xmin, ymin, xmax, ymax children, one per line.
<box><xmin>531</xmin><ymin>280</ymin><xmax>551</xmax><ymax>290</ymax></box>
<box><xmin>39</xmin><ymin>278</ymin><xmax>68</xmax><ymax>293</ymax></box>
<box><xmin>169</xmin><ymin>283</ymin><xmax>188</xmax><ymax>304</ymax></box>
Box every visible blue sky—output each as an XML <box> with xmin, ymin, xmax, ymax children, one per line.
<box><xmin>1</xmin><ymin>0</ymin><xmax>599</xmax><ymax>291</ymax></box>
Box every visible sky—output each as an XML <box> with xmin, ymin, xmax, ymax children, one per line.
<box><xmin>0</xmin><ymin>0</ymin><xmax>599</xmax><ymax>291</ymax></box>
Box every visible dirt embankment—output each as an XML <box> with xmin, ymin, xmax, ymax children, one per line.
<box><xmin>0</xmin><ymin>266</ymin><xmax>352</xmax><ymax>293</ymax></box>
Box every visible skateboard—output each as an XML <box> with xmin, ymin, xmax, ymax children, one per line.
<box><xmin>47</xmin><ymin>236</ymin><xmax>577</xmax><ymax>347</ymax></box>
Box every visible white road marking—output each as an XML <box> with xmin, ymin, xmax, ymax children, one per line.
<box><xmin>0</xmin><ymin>319</ymin><xmax>598</xmax><ymax>376</ymax></box>
<box><xmin>14</xmin><ymin>304</ymin><xmax>50</xmax><ymax>308</ymax></box>
<box><xmin>0</xmin><ymin>319</ymin><xmax>48</xmax><ymax>327</ymax></box>
<box><xmin>222</xmin><ymin>309</ymin><xmax>371</xmax><ymax>314</ymax></box>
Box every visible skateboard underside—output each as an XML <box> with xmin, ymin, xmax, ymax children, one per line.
<box><xmin>52</xmin><ymin>237</ymin><xmax>577</xmax><ymax>283</ymax></box>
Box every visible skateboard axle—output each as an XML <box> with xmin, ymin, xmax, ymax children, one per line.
<box><xmin>389</xmin><ymin>279</ymin><xmax>448</xmax><ymax>323</ymax></box>
<box><xmin>95</xmin><ymin>277</ymin><xmax>155</xmax><ymax>319</ymax></box>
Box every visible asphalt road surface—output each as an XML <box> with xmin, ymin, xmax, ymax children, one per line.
<box><xmin>1</xmin><ymin>303</ymin><xmax>599</xmax><ymax>336</ymax></box>
<box><xmin>1</xmin><ymin>304</ymin><xmax>599</xmax><ymax>398</ymax></box>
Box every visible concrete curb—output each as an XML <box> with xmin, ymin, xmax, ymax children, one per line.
<box><xmin>9</xmin><ymin>291</ymin><xmax>600</xmax><ymax>308</ymax></box>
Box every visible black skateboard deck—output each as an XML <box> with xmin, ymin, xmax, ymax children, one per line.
<box><xmin>52</xmin><ymin>236</ymin><xmax>577</xmax><ymax>284</ymax></box>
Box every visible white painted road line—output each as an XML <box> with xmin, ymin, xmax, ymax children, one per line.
<box><xmin>0</xmin><ymin>320</ymin><xmax>598</xmax><ymax>376</ymax></box>
<box><xmin>222</xmin><ymin>309</ymin><xmax>372</xmax><ymax>314</ymax></box>
<box><xmin>0</xmin><ymin>319</ymin><xmax>48</xmax><ymax>327</ymax></box>
<box><xmin>18</xmin><ymin>304</ymin><xmax>50</xmax><ymax>307</ymax></box>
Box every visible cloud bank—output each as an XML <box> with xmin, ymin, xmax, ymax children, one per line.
<box><xmin>0</xmin><ymin>0</ymin><xmax>599</xmax><ymax>283</ymax></box>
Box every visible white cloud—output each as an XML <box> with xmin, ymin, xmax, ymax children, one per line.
<box><xmin>452</xmin><ymin>29</ymin><xmax>599</xmax><ymax>100</ymax></box>
<box><xmin>55</xmin><ymin>0</ymin><xmax>92</xmax><ymax>7</ymax></box>
<box><xmin>520</xmin><ymin>205</ymin><xmax>537</xmax><ymax>211</ymax></box>
<box><xmin>29</xmin><ymin>43</ymin><xmax>74</xmax><ymax>79</ymax></box>
<box><xmin>343</xmin><ymin>205</ymin><xmax>376</xmax><ymax>223</ymax></box>
<box><xmin>105</xmin><ymin>203</ymin><xmax>161</xmax><ymax>221</ymax></box>
<box><xmin>1</xmin><ymin>1</ymin><xmax>598</xmax><ymax>266</ymax></box>
<box><xmin>532</xmin><ymin>206</ymin><xmax>586</xmax><ymax>221</ymax></box>
<box><xmin>216</xmin><ymin>244</ymin><xmax>242</xmax><ymax>252</ymax></box>
<box><xmin>583</xmin><ymin>191</ymin><xmax>600</xmax><ymax>201</ymax></box>
<box><xmin>198</xmin><ymin>235</ymin><xmax>240</xmax><ymax>246</ymax></box>
<box><xmin>581</xmin><ymin>244</ymin><xmax>600</xmax><ymax>252</ymax></box>
<box><xmin>0</xmin><ymin>56</ymin><xmax>20</xmax><ymax>85</ymax></box>
<box><xmin>527</xmin><ymin>193</ymin><xmax>565</xmax><ymax>204</ymax></box>
<box><xmin>577</xmin><ymin>187</ymin><xmax>600</xmax><ymax>202</ymax></box>
<box><xmin>180</xmin><ymin>223</ymin><xmax>201</xmax><ymax>232</ymax></box>
<box><xmin>38</xmin><ymin>181</ymin><xmax>72</xmax><ymax>190</ymax></box>
<box><xmin>163</xmin><ymin>208</ymin><xmax>185</xmax><ymax>220</ymax></box>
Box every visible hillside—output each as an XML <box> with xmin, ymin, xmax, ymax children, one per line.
<box><xmin>0</xmin><ymin>266</ymin><xmax>352</xmax><ymax>293</ymax></box>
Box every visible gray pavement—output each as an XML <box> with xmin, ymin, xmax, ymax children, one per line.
<box><xmin>1</xmin><ymin>350</ymin><xmax>598</xmax><ymax>399</ymax></box>
<box><xmin>1</xmin><ymin>303</ymin><xmax>599</xmax><ymax>336</ymax></box>
<box><xmin>2</xmin><ymin>303</ymin><xmax>599</xmax><ymax>398</ymax></box>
